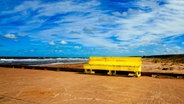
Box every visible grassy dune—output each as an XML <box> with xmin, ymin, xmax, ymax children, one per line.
<box><xmin>143</xmin><ymin>54</ymin><xmax>184</xmax><ymax>64</ymax></box>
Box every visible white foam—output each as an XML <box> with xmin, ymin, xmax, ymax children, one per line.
<box><xmin>0</xmin><ymin>58</ymin><xmax>88</xmax><ymax>65</ymax></box>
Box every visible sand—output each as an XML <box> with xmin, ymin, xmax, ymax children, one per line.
<box><xmin>0</xmin><ymin>67</ymin><xmax>184</xmax><ymax>104</ymax></box>
<box><xmin>0</xmin><ymin>58</ymin><xmax>184</xmax><ymax>104</ymax></box>
<box><xmin>142</xmin><ymin>58</ymin><xmax>184</xmax><ymax>74</ymax></box>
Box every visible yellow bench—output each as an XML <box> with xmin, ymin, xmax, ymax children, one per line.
<box><xmin>83</xmin><ymin>56</ymin><xmax>142</xmax><ymax>77</ymax></box>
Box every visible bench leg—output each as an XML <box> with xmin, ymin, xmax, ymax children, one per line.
<box><xmin>84</xmin><ymin>69</ymin><xmax>89</xmax><ymax>73</ymax></box>
<box><xmin>108</xmin><ymin>70</ymin><xmax>116</xmax><ymax>76</ymax></box>
<box><xmin>135</xmin><ymin>71</ymin><xmax>141</xmax><ymax>77</ymax></box>
<box><xmin>107</xmin><ymin>70</ymin><xmax>112</xmax><ymax>75</ymax></box>
<box><xmin>113</xmin><ymin>70</ymin><xmax>116</xmax><ymax>75</ymax></box>
<box><xmin>84</xmin><ymin>69</ymin><xmax>95</xmax><ymax>74</ymax></box>
<box><xmin>90</xmin><ymin>69</ymin><xmax>95</xmax><ymax>74</ymax></box>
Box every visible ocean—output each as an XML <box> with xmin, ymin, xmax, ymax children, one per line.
<box><xmin>0</xmin><ymin>57</ymin><xmax>88</xmax><ymax>66</ymax></box>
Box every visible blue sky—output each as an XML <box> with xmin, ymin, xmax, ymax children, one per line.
<box><xmin>0</xmin><ymin>0</ymin><xmax>184</xmax><ymax>57</ymax></box>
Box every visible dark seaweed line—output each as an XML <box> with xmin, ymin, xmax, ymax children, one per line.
<box><xmin>0</xmin><ymin>64</ymin><xmax>183</xmax><ymax>79</ymax></box>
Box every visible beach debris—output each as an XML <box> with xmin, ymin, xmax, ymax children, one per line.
<box><xmin>128</xmin><ymin>73</ymin><xmax>135</xmax><ymax>77</ymax></box>
<box><xmin>169</xmin><ymin>67</ymin><xmax>174</xmax><ymax>70</ymax></box>
<box><xmin>162</xmin><ymin>68</ymin><xmax>168</xmax><ymax>70</ymax></box>
<box><xmin>152</xmin><ymin>74</ymin><xmax>158</xmax><ymax>78</ymax></box>
<box><xmin>57</xmin><ymin>68</ymin><xmax>60</xmax><ymax>71</ymax></box>
<box><xmin>177</xmin><ymin>76</ymin><xmax>183</xmax><ymax>79</ymax></box>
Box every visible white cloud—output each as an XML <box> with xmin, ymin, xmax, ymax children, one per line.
<box><xmin>112</xmin><ymin>12</ymin><xmax>122</xmax><ymax>16</ymax></box>
<box><xmin>60</xmin><ymin>40</ymin><xmax>67</xmax><ymax>45</ymax></box>
<box><xmin>38</xmin><ymin>0</ymin><xmax>184</xmax><ymax>50</ymax></box>
<box><xmin>18</xmin><ymin>34</ymin><xmax>26</xmax><ymax>37</ymax></box>
<box><xmin>4</xmin><ymin>34</ymin><xmax>16</xmax><ymax>39</ymax></box>
<box><xmin>182</xmin><ymin>42</ymin><xmax>184</xmax><ymax>45</ymax></box>
<box><xmin>3</xmin><ymin>0</ymin><xmax>184</xmax><ymax>55</ymax></box>
<box><xmin>37</xmin><ymin>0</ymin><xmax>100</xmax><ymax>16</ymax></box>
<box><xmin>55</xmin><ymin>50</ymin><xmax>63</xmax><ymax>52</ymax></box>
<box><xmin>139</xmin><ymin>50</ymin><xmax>145</xmax><ymax>53</ymax></box>
<box><xmin>2</xmin><ymin>1</ymin><xmax>40</xmax><ymax>14</ymax></box>
<box><xmin>122</xmin><ymin>12</ymin><xmax>127</xmax><ymax>16</ymax></box>
<box><xmin>153</xmin><ymin>45</ymin><xmax>184</xmax><ymax>55</ymax></box>
<box><xmin>114</xmin><ymin>0</ymin><xmax>184</xmax><ymax>48</ymax></box>
<box><xmin>74</xmin><ymin>46</ymin><xmax>81</xmax><ymax>49</ymax></box>
<box><xmin>165</xmin><ymin>46</ymin><xmax>183</xmax><ymax>54</ymax></box>
<box><xmin>3</xmin><ymin>0</ymin><xmax>100</xmax><ymax>17</ymax></box>
<box><xmin>53</xmin><ymin>0</ymin><xmax>184</xmax><ymax>49</ymax></box>
<box><xmin>49</xmin><ymin>41</ymin><xmax>55</xmax><ymax>45</ymax></box>
<box><xmin>83</xmin><ymin>27</ymin><xmax>94</xmax><ymax>34</ymax></box>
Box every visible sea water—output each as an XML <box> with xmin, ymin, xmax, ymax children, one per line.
<box><xmin>0</xmin><ymin>57</ymin><xmax>88</xmax><ymax>66</ymax></box>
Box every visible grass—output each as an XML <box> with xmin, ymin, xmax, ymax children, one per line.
<box><xmin>152</xmin><ymin>55</ymin><xmax>184</xmax><ymax>64</ymax></box>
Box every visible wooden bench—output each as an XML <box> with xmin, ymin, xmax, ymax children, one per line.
<box><xmin>83</xmin><ymin>56</ymin><xmax>142</xmax><ymax>77</ymax></box>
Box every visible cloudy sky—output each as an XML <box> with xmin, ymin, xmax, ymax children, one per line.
<box><xmin>0</xmin><ymin>0</ymin><xmax>184</xmax><ymax>57</ymax></box>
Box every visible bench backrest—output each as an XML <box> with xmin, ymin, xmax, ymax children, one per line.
<box><xmin>88</xmin><ymin>56</ymin><xmax>142</xmax><ymax>66</ymax></box>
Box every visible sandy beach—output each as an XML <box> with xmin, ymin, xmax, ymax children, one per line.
<box><xmin>0</xmin><ymin>58</ymin><xmax>184</xmax><ymax>104</ymax></box>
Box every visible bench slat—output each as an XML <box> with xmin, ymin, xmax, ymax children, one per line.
<box><xmin>89</xmin><ymin>61</ymin><xmax>141</xmax><ymax>66</ymax></box>
<box><xmin>84</xmin><ymin>64</ymin><xmax>140</xmax><ymax>71</ymax></box>
<box><xmin>90</xmin><ymin>57</ymin><xmax>141</xmax><ymax>61</ymax></box>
